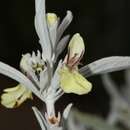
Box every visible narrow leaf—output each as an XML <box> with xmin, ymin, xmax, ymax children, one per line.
<box><xmin>55</xmin><ymin>35</ymin><xmax>70</xmax><ymax>59</ymax></box>
<box><xmin>35</xmin><ymin>0</ymin><xmax>52</xmax><ymax>60</ymax></box>
<box><xmin>80</xmin><ymin>56</ymin><xmax>130</xmax><ymax>77</ymax></box>
<box><xmin>32</xmin><ymin>106</ymin><xmax>47</xmax><ymax>130</ymax></box>
<box><xmin>56</xmin><ymin>11</ymin><xmax>73</xmax><ymax>43</ymax></box>
<box><xmin>0</xmin><ymin>62</ymin><xmax>42</xmax><ymax>100</ymax></box>
<box><xmin>48</xmin><ymin>22</ymin><xmax>58</xmax><ymax>49</ymax></box>
<box><xmin>63</xmin><ymin>103</ymin><xmax>73</xmax><ymax>120</ymax></box>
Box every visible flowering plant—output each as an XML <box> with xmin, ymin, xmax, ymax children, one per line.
<box><xmin>0</xmin><ymin>0</ymin><xmax>130</xmax><ymax>129</ymax></box>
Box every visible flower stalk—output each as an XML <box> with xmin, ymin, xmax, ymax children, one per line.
<box><xmin>45</xmin><ymin>100</ymin><xmax>55</xmax><ymax>118</ymax></box>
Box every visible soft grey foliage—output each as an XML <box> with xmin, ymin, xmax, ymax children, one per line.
<box><xmin>55</xmin><ymin>35</ymin><xmax>70</xmax><ymax>59</ymax></box>
<box><xmin>0</xmin><ymin>0</ymin><xmax>130</xmax><ymax>129</ymax></box>
<box><xmin>0</xmin><ymin>0</ymin><xmax>73</xmax><ymax>128</ymax></box>
<box><xmin>80</xmin><ymin>56</ymin><xmax>130</xmax><ymax>77</ymax></box>
<box><xmin>32</xmin><ymin>107</ymin><xmax>47</xmax><ymax>130</ymax></box>
<box><xmin>32</xmin><ymin>104</ymin><xmax>72</xmax><ymax>130</ymax></box>
<box><xmin>32</xmin><ymin>107</ymin><xmax>63</xmax><ymax>130</ymax></box>
<box><xmin>121</xmin><ymin>70</ymin><xmax>130</xmax><ymax>103</ymax></box>
<box><xmin>102</xmin><ymin>73</ymin><xmax>130</xmax><ymax>129</ymax></box>
<box><xmin>0</xmin><ymin>62</ymin><xmax>40</xmax><ymax>98</ymax></box>
<box><xmin>67</xmin><ymin>109</ymin><xmax>122</xmax><ymax>130</ymax></box>
<box><xmin>35</xmin><ymin>0</ymin><xmax>52</xmax><ymax>60</ymax></box>
<box><xmin>56</xmin><ymin>11</ymin><xmax>73</xmax><ymax>43</ymax></box>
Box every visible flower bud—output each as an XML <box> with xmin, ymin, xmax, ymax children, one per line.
<box><xmin>47</xmin><ymin>13</ymin><xmax>58</xmax><ymax>26</ymax></box>
<box><xmin>66</xmin><ymin>33</ymin><xmax>85</xmax><ymax>67</ymax></box>
<box><xmin>20</xmin><ymin>53</ymin><xmax>31</xmax><ymax>73</ymax></box>
<box><xmin>20</xmin><ymin>52</ymin><xmax>45</xmax><ymax>75</ymax></box>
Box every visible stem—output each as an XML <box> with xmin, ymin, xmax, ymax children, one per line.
<box><xmin>45</xmin><ymin>99</ymin><xmax>55</xmax><ymax>118</ymax></box>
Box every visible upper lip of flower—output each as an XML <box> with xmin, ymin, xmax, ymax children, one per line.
<box><xmin>64</xmin><ymin>33</ymin><xmax>85</xmax><ymax>69</ymax></box>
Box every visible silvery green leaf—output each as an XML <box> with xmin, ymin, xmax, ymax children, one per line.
<box><xmin>68</xmin><ymin>109</ymin><xmax>122</xmax><ymax>130</ymax></box>
<box><xmin>61</xmin><ymin>104</ymin><xmax>73</xmax><ymax>130</ymax></box>
<box><xmin>63</xmin><ymin>103</ymin><xmax>73</xmax><ymax>120</ymax></box>
<box><xmin>0</xmin><ymin>62</ymin><xmax>42</xmax><ymax>100</ymax></box>
<box><xmin>80</xmin><ymin>56</ymin><xmax>130</xmax><ymax>77</ymax></box>
<box><xmin>32</xmin><ymin>107</ymin><xmax>63</xmax><ymax>130</ymax></box>
<box><xmin>40</xmin><ymin>68</ymin><xmax>49</xmax><ymax>93</ymax></box>
<box><xmin>121</xmin><ymin>70</ymin><xmax>130</xmax><ymax>103</ymax></box>
<box><xmin>49</xmin><ymin>61</ymin><xmax>63</xmax><ymax>101</ymax></box>
<box><xmin>45</xmin><ymin>60</ymin><xmax>53</xmax><ymax>83</ymax></box>
<box><xmin>101</xmin><ymin>74</ymin><xmax>130</xmax><ymax>127</ymax></box>
<box><xmin>35</xmin><ymin>0</ymin><xmax>52</xmax><ymax>60</ymax></box>
<box><xmin>55</xmin><ymin>35</ymin><xmax>70</xmax><ymax>59</ymax></box>
<box><xmin>51</xmin><ymin>60</ymin><xmax>62</xmax><ymax>90</ymax></box>
<box><xmin>56</xmin><ymin>11</ymin><xmax>73</xmax><ymax>43</ymax></box>
<box><xmin>48</xmin><ymin>22</ymin><xmax>58</xmax><ymax>49</ymax></box>
<box><xmin>21</xmin><ymin>65</ymin><xmax>40</xmax><ymax>89</ymax></box>
<box><xmin>32</xmin><ymin>106</ymin><xmax>47</xmax><ymax>130</ymax></box>
<box><xmin>54</xmin><ymin>89</ymin><xmax>64</xmax><ymax>102</ymax></box>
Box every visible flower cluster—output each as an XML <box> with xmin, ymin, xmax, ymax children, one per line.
<box><xmin>0</xmin><ymin>0</ymin><xmax>92</xmax><ymax>128</ymax></box>
<box><xmin>0</xmin><ymin>0</ymin><xmax>130</xmax><ymax>129</ymax></box>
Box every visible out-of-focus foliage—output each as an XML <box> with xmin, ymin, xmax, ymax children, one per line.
<box><xmin>67</xmin><ymin>109</ymin><xmax>122</xmax><ymax>130</ymax></box>
<box><xmin>101</xmin><ymin>71</ymin><xmax>130</xmax><ymax>130</ymax></box>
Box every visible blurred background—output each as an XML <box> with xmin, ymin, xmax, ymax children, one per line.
<box><xmin>0</xmin><ymin>0</ymin><xmax>130</xmax><ymax>129</ymax></box>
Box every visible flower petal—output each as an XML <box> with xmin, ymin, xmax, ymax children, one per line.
<box><xmin>4</xmin><ymin>86</ymin><xmax>20</xmax><ymax>92</ymax></box>
<box><xmin>1</xmin><ymin>84</ymin><xmax>32</xmax><ymax>108</ymax></box>
<box><xmin>59</xmin><ymin>66</ymin><xmax>92</xmax><ymax>95</ymax></box>
<box><xmin>68</xmin><ymin>33</ymin><xmax>85</xmax><ymax>59</ymax></box>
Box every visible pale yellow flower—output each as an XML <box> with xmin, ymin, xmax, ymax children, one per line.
<box><xmin>1</xmin><ymin>84</ymin><xmax>33</xmax><ymax>108</ymax></box>
<box><xmin>59</xmin><ymin>33</ymin><xmax>92</xmax><ymax>95</ymax></box>
<box><xmin>59</xmin><ymin>65</ymin><xmax>92</xmax><ymax>95</ymax></box>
